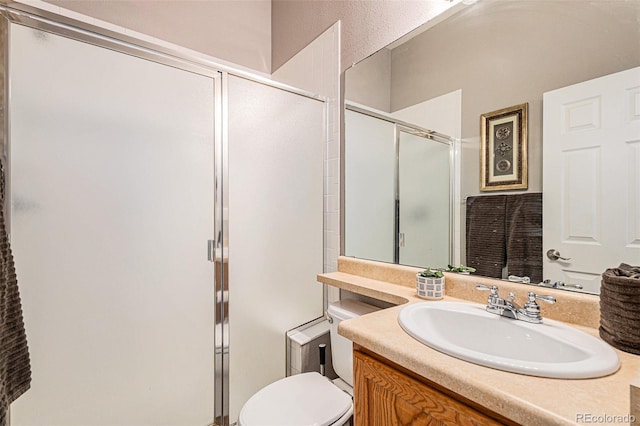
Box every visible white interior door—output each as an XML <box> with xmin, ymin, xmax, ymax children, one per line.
<box><xmin>9</xmin><ymin>24</ymin><xmax>215</xmax><ymax>425</ymax></box>
<box><xmin>543</xmin><ymin>66</ymin><xmax>640</xmax><ymax>293</ymax></box>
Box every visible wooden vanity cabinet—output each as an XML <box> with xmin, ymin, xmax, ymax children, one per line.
<box><xmin>353</xmin><ymin>347</ymin><xmax>519</xmax><ymax>426</ymax></box>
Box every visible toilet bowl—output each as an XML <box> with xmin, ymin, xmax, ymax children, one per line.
<box><xmin>237</xmin><ymin>299</ymin><xmax>379</xmax><ymax>426</ymax></box>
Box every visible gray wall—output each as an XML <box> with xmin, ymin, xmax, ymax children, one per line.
<box><xmin>344</xmin><ymin>48</ymin><xmax>391</xmax><ymax>112</ymax></box>
<box><xmin>272</xmin><ymin>0</ymin><xmax>455</xmax><ymax>72</ymax></box>
<box><xmin>389</xmin><ymin>0</ymin><xmax>640</xmax><ymax>196</ymax></box>
<box><xmin>45</xmin><ymin>0</ymin><xmax>456</xmax><ymax>77</ymax></box>
<box><xmin>44</xmin><ymin>0</ymin><xmax>272</xmax><ymax>73</ymax></box>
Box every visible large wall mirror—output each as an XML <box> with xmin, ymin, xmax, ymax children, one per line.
<box><xmin>343</xmin><ymin>0</ymin><xmax>640</xmax><ymax>294</ymax></box>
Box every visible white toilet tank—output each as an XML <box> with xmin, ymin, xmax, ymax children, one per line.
<box><xmin>327</xmin><ymin>299</ymin><xmax>379</xmax><ymax>386</ymax></box>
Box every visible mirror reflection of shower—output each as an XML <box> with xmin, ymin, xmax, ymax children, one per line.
<box><xmin>344</xmin><ymin>102</ymin><xmax>460</xmax><ymax>268</ymax></box>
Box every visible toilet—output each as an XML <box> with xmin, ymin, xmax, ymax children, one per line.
<box><xmin>238</xmin><ymin>299</ymin><xmax>379</xmax><ymax>426</ymax></box>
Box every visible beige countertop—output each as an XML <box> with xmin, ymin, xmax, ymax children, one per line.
<box><xmin>318</xmin><ymin>257</ymin><xmax>640</xmax><ymax>426</ymax></box>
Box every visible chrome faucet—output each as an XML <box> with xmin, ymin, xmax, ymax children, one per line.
<box><xmin>476</xmin><ymin>284</ymin><xmax>556</xmax><ymax>324</ymax></box>
<box><xmin>538</xmin><ymin>279</ymin><xmax>583</xmax><ymax>290</ymax></box>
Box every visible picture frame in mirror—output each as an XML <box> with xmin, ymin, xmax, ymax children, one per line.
<box><xmin>480</xmin><ymin>103</ymin><xmax>528</xmax><ymax>191</ymax></box>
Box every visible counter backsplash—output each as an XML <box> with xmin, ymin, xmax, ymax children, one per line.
<box><xmin>336</xmin><ymin>256</ymin><xmax>601</xmax><ymax>329</ymax></box>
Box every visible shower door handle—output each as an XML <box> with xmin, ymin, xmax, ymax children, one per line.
<box><xmin>207</xmin><ymin>239</ymin><xmax>216</xmax><ymax>262</ymax></box>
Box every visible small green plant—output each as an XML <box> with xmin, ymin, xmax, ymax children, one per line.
<box><xmin>446</xmin><ymin>264</ymin><xmax>476</xmax><ymax>273</ymax></box>
<box><xmin>418</xmin><ymin>267</ymin><xmax>444</xmax><ymax>278</ymax></box>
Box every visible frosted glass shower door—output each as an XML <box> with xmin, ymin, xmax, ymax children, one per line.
<box><xmin>344</xmin><ymin>110</ymin><xmax>395</xmax><ymax>263</ymax></box>
<box><xmin>227</xmin><ymin>76</ymin><xmax>324</xmax><ymax>423</ymax></box>
<box><xmin>9</xmin><ymin>25</ymin><xmax>215</xmax><ymax>425</ymax></box>
<box><xmin>398</xmin><ymin>131</ymin><xmax>451</xmax><ymax>267</ymax></box>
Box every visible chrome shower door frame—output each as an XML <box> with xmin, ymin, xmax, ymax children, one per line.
<box><xmin>343</xmin><ymin>103</ymin><xmax>458</xmax><ymax>265</ymax></box>
<box><xmin>0</xmin><ymin>4</ymin><xmax>328</xmax><ymax>426</ymax></box>
<box><xmin>1</xmin><ymin>9</ymin><xmax>222</xmax><ymax>425</ymax></box>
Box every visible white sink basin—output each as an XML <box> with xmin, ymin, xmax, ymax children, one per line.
<box><xmin>398</xmin><ymin>301</ymin><xmax>620</xmax><ymax>379</ymax></box>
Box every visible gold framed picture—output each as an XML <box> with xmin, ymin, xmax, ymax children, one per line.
<box><xmin>480</xmin><ymin>103</ymin><xmax>528</xmax><ymax>191</ymax></box>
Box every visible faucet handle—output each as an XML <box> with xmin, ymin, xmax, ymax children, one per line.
<box><xmin>519</xmin><ymin>291</ymin><xmax>556</xmax><ymax>323</ymax></box>
<box><xmin>557</xmin><ymin>281</ymin><xmax>584</xmax><ymax>290</ymax></box>
<box><xmin>476</xmin><ymin>284</ymin><xmax>498</xmax><ymax>295</ymax></box>
<box><xmin>528</xmin><ymin>292</ymin><xmax>556</xmax><ymax>304</ymax></box>
<box><xmin>476</xmin><ymin>284</ymin><xmax>500</xmax><ymax>308</ymax></box>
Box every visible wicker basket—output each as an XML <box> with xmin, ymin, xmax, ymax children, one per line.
<box><xmin>599</xmin><ymin>264</ymin><xmax>640</xmax><ymax>355</ymax></box>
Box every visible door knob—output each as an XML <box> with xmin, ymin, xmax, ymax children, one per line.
<box><xmin>546</xmin><ymin>249</ymin><xmax>571</xmax><ymax>261</ymax></box>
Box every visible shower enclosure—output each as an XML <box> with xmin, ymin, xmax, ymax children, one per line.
<box><xmin>2</xmin><ymin>5</ymin><xmax>325</xmax><ymax>426</ymax></box>
<box><xmin>344</xmin><ymin>105</ymin><xmax>454</xmax><ymax>268</ymax></box>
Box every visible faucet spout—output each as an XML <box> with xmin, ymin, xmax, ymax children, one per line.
<box><xmin>489</xmin><ymin>296</ymin><xmax>519</xmax><ymax>319</ymax></box>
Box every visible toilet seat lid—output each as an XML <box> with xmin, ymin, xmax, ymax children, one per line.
<box><xmin>238</xmin><ymin>372</ymin><xmax>352</xmax><ymax>426</ymax></box>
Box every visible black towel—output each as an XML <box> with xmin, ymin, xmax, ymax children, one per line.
<box><xmin>466</xmin><ymin>195</ymin><xmax>506</xmax><ymax>278</ymax></box>
<box><xmin>466</xmin><ymin>193</ymin><xmax>542</xmax><ymax>282</ymax></box>
<box><xmin>0</xmin><ymin>203</ymin><xmax>31</xmax><ymax>425</ymax></box>
<box><xmin>505</xmin><ymin>193</ymin><xmax>543</xmax><ymax>283</ymax></box>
